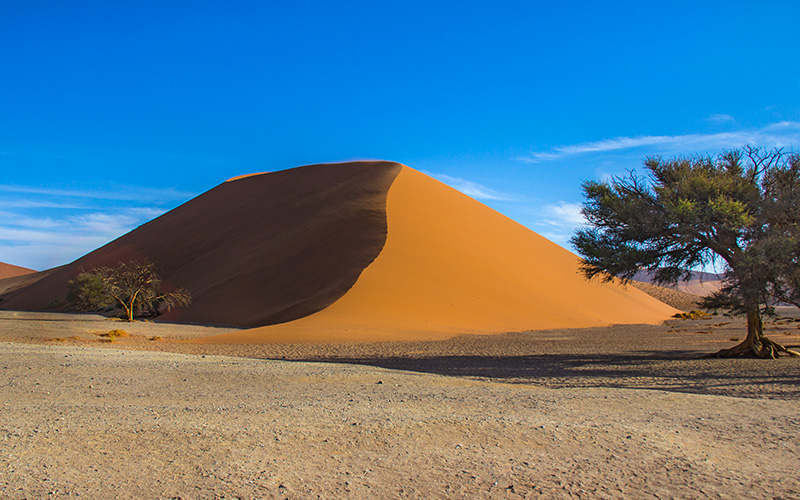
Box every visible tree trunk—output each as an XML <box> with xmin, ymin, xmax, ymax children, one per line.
<box><xmin>708</xmin><ymin>306</ymin><xmax>799</xmax><ymax>358</ymax></box>
<box><xmin>113</xmin><ymin>297</ymin><xmax>134</xmax><ymax>322</ymax></box>
<box><xmin>745</xmin><ymin>308</ymin><xmax>762</xmax><ymax>347</ymax></box>
<box><xmin>124</xmin><ymin>291</ymin><xmax>139</xmax><ymax>322</ymax></box>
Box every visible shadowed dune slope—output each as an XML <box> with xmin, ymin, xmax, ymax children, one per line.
<box><xmin>0</xmin><ymin>262</ymin><xmax>36</xmax><ymax>280</ymax></box>
<box><xmin>200</xmin><ymin>166</ymin><xmax>678</xmax><ymax>344</ymax></box>
<box><xmin>0</xmin><ymin>162</ymin><xmax>402</xmax><ymax>327</ymax></box>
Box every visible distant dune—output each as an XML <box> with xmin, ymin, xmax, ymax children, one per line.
<box><xmin>0</xmin><ymin>262</ymin><xmax>36</xmax><ymax>280</ymax></box>
<box><xmin>628</xmin><ymin>280</ymin><xmax>704</xmax><ymax>311</ymax></box>
<box><xmin>0</xmin><ymin>161</ymin><xmax>677</xmax><ymax>342</ymax></box>
<box><xmin>631</xmin><ymin>269</ymin><xmax>722</xmax><ymax>297</ymax></box>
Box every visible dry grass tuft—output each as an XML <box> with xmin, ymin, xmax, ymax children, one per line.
<box><xmin>673</xmin><ymin>310</ymin><xmax>710</xmax><ymax>320</ymax></box>
<box><xmin>94</xmin><ymin>329</ymin><xmax>130</xmax><ymax>342</ymax></box>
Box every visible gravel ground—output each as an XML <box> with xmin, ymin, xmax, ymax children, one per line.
<box><xmin>1</xmin><ymin>311</ymin><xmax>799</xmax><ymax>499</ymax></box>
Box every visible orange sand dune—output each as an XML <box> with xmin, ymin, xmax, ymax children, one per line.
<box><xmin>200</xmin><ymin>166</ymin><xmax>678</xmax><ymax>344</ymax></box>
<box><xmin>0</xmin><ymin>262</ymin><xmax>36</xmax><ymax>280</ymax></box>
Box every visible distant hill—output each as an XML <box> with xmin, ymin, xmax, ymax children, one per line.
<box><xmin>631</xmin><ymin>269</ymin><xmax>722</xmax><ymax>297</ymax></box>
<box><xmin>627</xmin><ymin>281</ymin><xmax>703</xmax><ymax>311</ymax></box>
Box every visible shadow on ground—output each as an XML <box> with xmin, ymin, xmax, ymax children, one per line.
<box><xmin>288</xmin><ymin>351</ymin><xmax>800</xmax><ymax>400</ymax></box>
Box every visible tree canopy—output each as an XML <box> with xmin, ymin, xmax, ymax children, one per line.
<box><xmin>572</xmin><ymin>146</ymin><xmax>800</xmax><ymax>358</ymax></box>
<box><xmin>67</xmin><ymin>260</ymin><xmax>191</xmax><ymax>322</ymax></box>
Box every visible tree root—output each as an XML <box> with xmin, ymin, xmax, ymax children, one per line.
<box><xmin>705</xmin><ymin>336</ymin><xmax>800</xmax><ymax>358</ymax></box>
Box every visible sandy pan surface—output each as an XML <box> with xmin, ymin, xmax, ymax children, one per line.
<box><xmin>1</xmin><ymin>312</ymin><xmax>800</xmax><ymax>499</ymax></box>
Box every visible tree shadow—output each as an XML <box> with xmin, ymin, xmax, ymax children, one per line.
<box><xmin>288</xmin><ymin>350</ymin><xmax>800</xmax><ymax>400</ymax></box>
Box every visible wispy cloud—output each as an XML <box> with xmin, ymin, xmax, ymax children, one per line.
<box><xmin>526</xmin><ymin>201</ymin><xmax>588</xmax><ymax>251</ymax></box>
<box><xmin>0</xmin><ymin>211</ymin><xmax>62</xmax><ymax>230</ymax></box>
<box><xmin>0</xmin><ymin>208</ymin><xmax>168</xmax><ymax>270</ymax></box>
<box><xmin>542</xmin><ymin>202</ymin><xmax>585</xmax><ymax>227</ymax></box>
<box><xmin>425</xmin><ymin>172</ymin><xmax>520</xmax><ymax>202</ymax></box>
<box><xmin>0</xmin><ymin>210</ymin><xmax>166</xmax><ymax>245</ymax></box>
<box><xmin>0</xmin><ymin>200</ymin><xmax>93</xmax><ymax>210</ymax></box>
<box><xmin>518</xmin><ymin>121</ymin><xmax>800</xmax><ymax>163</ymax></box>
<box><xmin>0</xmin><ymin>184</ymin><xmax>195</xmax><ymax>201</ymax></box>
<box><xmin>707</xmin><ymin>113</ymin><xmax>735</xmax><ymax>123</ymax></box>
<box><xmin>0</xmin><ymin>182</ymin><xmax>185</xmax><ymax>269</ymax></box>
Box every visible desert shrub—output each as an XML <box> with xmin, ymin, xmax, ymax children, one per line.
<box><xmin>66</xmin><ymin>260</ymin><xmax>191</xmax><ymax>321</ymax></box>
<box><xmin>673</xmin><ymin>310</ymin><xmax>710</xmax><ymax>320</ymax></box>
<box><xmin>66</xmin><ymin>272</ymin><xmax>113</xmax><ymax>311</ymax></box>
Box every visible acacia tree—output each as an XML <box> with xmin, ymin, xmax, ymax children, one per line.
<box><xmin>67</xmin><ymin>260</ymin><xmax>191</xmax><ymax>321</ymax></box>
<box><xmin>571</xmin><ymin>146</ymin><xmax>800</xmax><ymax>358</ymax></box>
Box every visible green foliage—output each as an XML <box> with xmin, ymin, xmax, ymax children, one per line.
<box><xmin>66</xmin><ymin>260</ymin><xmax>191</xmax><ymax>321</ymax></box>
<box><xmin>572</xmin><ymin>146</ymin><xmax>800</xmax><ymax>351</ymax></box>
<box><xmin>67</xmin><ymin>272</ymin><xmax>113</xmax><ymax>311</ymax></box>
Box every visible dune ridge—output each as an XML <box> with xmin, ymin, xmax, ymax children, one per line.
<box><xmin>200</xmin><ymin>166</ymin><xmax>677</xmax><ymax>344</ymax></box>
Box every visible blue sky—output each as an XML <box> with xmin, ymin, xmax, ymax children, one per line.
<box><xmin>2</xmin><ymin>1</ymin><xmax>799</xmax><ymax>270</ymax></box>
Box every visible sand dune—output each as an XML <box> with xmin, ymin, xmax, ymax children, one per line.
<box><xmin>1</xmin><ymin>162</ymin><xmax>676</xmax><ymax>342</ymax></box>
<box><xmin>200</xmin><ymin>166</ymin><xmax>677</xmax><ymax>343</ymax></box>
<box><xmin>0</xmin><ymin>262</ymin><xmax>35</xmax><ymax>280</ymax></box>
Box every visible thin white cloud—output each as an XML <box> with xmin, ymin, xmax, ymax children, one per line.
<box><xmin>0</xmin><ymin>184</ymin><xmax>195</xmax><ymax>201</ymax></box>
<box><xmin>0</xmin><ymin>197</ymin><xmax>172</xmax><ymax>269</ymax></box>
<box><xmin>542</xmin><ymin>202</ymin><xmax>585</xmax><ymax>227</ymax></box>
<box><xmin>0</xmin><ymin>239</ymin><xmax>113</xmax><ymax>271</ymax></box>
<box><xmin>425</xmin><ymin>172</ymin><xmax>519</xmax><ymax>201</ymax></box>
<box><xmin>525</xmin><ymin>201</ymin><xmax>588</xmax><ymax>251</ymax></box>
<box><xmin>0</xmin><ymin>211</ymin><xmax>62</xmax><ymax>230</ymax></box>
<box><xmin>65</xmin><ymin>212</ymin><xmax>141</xmax><ymax>235</ymax></box>
<box><xmin>707</xmin><ymin>113</ymin><xmax>735</xmax><ymax>123</ymax></box>
<box><xmin>518</xmin><ymin>121</ymin><xmax>800</xmax><ymax>163</ymax></box>
<box><xmin>0</xmin><ymin>178</ymin><xmax>187</xmax><ymax>269</ymax></box>
<box><xmin>0</xmin><ymin>199</ymin><xmax>93</xmax><ymax>209</ymax></box>
<box><xmin>0</xmin><ymin>209</ymin><xmax>162</xmax><ymax>245</ymax></box>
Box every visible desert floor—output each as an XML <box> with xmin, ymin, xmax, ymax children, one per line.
<box><xmin>1</xmin><ymin>310</ymin><xmax>799</xmax><ymax>499</ymax></box>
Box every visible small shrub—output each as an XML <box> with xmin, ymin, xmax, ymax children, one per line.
<box><xmin>673</xmin><ymin>310</ymin><xmax>710</xmax><ymax>320</ymax></box>
<box><xmin>104</xmin><ymin>329</ymin><xmax>129</xmax><ymax>338</ymax></box>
